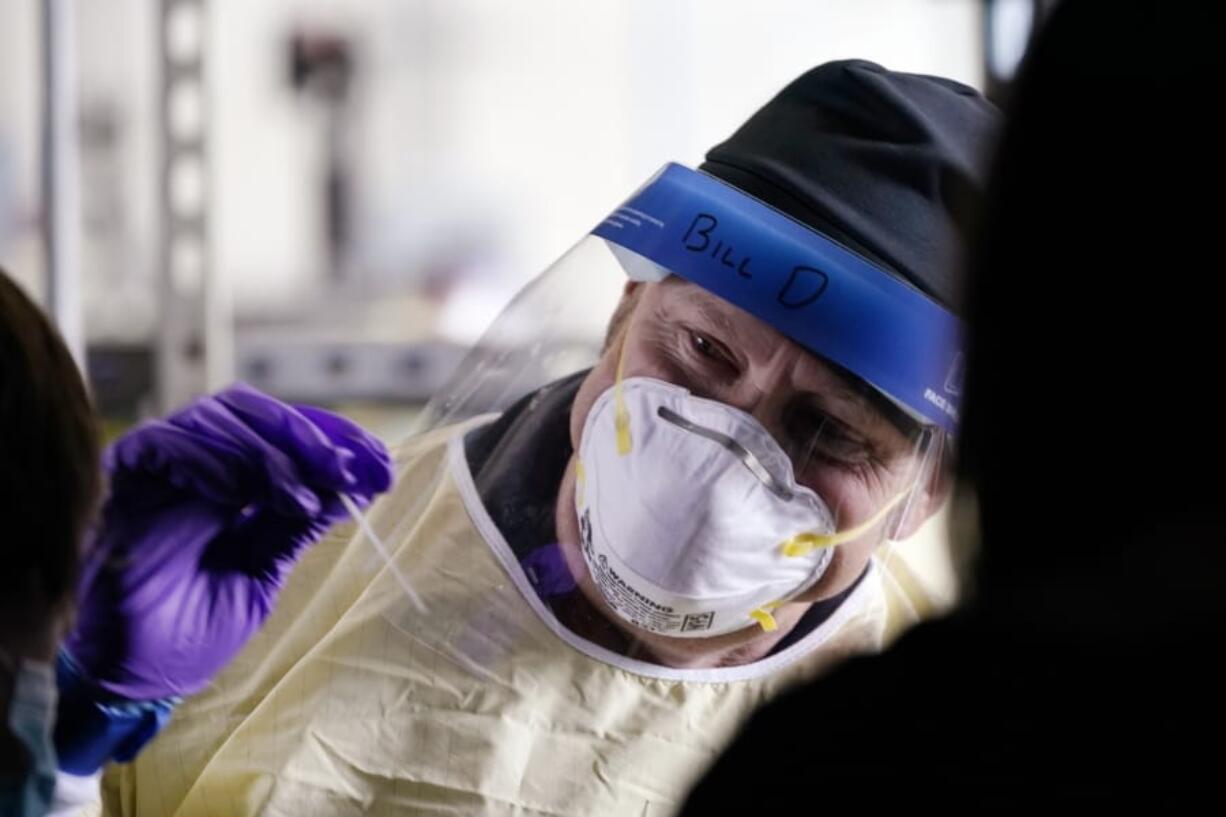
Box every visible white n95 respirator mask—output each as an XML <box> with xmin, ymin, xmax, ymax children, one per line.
<box><xmin>575</xmin><ymin>375</ymin><xmax>901</xmax><ymax>639</ymax></box>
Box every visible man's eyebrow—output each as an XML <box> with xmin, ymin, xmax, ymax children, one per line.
<box><xmin>684</xmin><ymin>292</ymin><xmax>744</xmax><ymax>343</ymax></box>
<box><xmin>849</xmin><ymin>384</ymin><xmax>922</xmax><ymax>440</ymax></box>
<box><xmin>806</xmin><ymin>358</ymin><xmax>924</xmax><ymax>440</ymax></box>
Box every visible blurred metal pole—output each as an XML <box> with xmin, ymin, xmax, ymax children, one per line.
<box><xmin>41</xmin><ymin>0</ymin><xmax>85</xmax><ymax>367</ymax></box>
<box><xmin>156</xmin><ymin>0</ymin><xmax>230</xmax><ymax>412</ymax></box>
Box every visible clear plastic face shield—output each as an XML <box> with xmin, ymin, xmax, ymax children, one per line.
<box><xmin>413</xmin><ymin>163</ymin><xmax>963</xmax><ymax>662</ymax></box>
<box><xmin>113</xmin><ymin>164</ymin><xmax>968</xmax><ymax>816</ymax></box>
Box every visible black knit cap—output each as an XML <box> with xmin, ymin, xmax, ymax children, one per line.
<box><xmin>701</xmin><ymin>60</ymin><xmax>1000</xmax><ymax>311</ymax></box>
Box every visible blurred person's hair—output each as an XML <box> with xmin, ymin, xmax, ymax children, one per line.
<box><xmin>0</xmin><ymin>268</ymin><xmax>100</xmax><ymax>628</ymax></box>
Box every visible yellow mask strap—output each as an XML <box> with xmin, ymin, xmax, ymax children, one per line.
<box><xmin>780</xmin><ymin>489</ymin><xmax>911</xmax><ymax>558</ymax></box>
<box><xmin>575</xmin><ymin>459</ymin><xmax>586</xmax><ymax>506</ymax></box>
<box><xmin>614</xmin><ymin>334</ymin><xmax>633</xmax><ymax>455</ymax></box>
<box><xmin>748</xmin><ymin>599</ymin><xmax>785</xmax><ymax>632</ymax></box>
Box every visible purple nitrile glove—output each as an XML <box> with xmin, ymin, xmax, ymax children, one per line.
<box><xmin>61</xmin><ymin>383</ymin><xmax>393</xmax><ymax>701</ymax></box>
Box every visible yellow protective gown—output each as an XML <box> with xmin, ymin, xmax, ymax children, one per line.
<box><xmin>100</xmin><ymin>420</ymin><xmax>894</xmax><ymax>817</ymax></box>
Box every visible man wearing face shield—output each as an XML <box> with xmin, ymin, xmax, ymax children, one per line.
<box><xmin>103</xmin><ymin>60</ymin><xmax>998</xmax><ymax>816</ymax></box>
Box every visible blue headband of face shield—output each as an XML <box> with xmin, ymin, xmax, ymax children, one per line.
<box><xmin>590</xmin><ymin>163</ymin><xmax>965</xmax><ymax>436</ymax></box>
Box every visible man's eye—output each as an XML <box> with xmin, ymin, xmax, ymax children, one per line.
<box><xmin>688</xmin><ymin>330</ymin><xmax>736</xmax><ymax>367</ymax></box>
<box><xmin>789</xmin><ymin>408</ymin><xmax>873</xmax><ymax>466</ymax></box>
<box><xmin>690</xmin><ymin>331</ymin><xmax>719</xmax><ymax>358</ymax></box>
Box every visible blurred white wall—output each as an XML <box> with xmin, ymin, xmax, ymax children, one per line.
<box><xmin>0</xmin><ymin>1</ymin><xmax>45</xmax><ymax>298</ymax></box>
<box><xmin>0</xmin><ymin>0</ymin><xmax>160</xmax><ymax>337</ymax></box>
<box><xmin>218</xmin><ymin>0</ymin><xmax>983</xmax><ymax>326</ymax></box>
<box><xmin>2</xmin><ymin>0</ymin><xmax>982</xmax><ymax>341</ymax></box>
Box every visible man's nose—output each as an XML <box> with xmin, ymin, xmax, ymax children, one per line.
<box><xmin>729</xmin><ymin>365</ymin><xmax>794</xmax><ymax>441</ymax></box>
